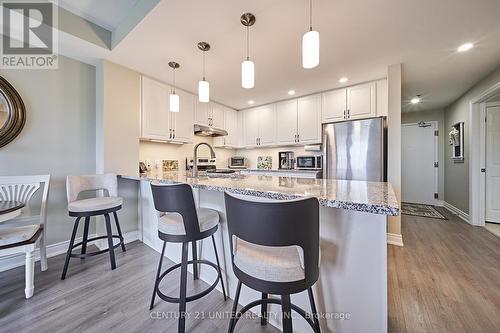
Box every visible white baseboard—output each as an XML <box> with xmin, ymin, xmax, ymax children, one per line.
<box><xmin>387</xmin><ymin>232</ymin><xmax>404</xmax><ymax>247</ymax></box>
<box><xmin>0</xmin><ymin>230</ymin><xmax>139</xmax><ymax>273</ymax></box>
<box><xmin>0</xmin><ymin>234</ymin><xmax>97</xmax><ymax>273</ymax></box>
<box><xmin>443</xmin><ymin>201</ymin><xmax>470</xmax><ymax>223</ymax></box>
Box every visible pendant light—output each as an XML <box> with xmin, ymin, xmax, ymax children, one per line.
<box><xmin>197</xmin><ymin>42</ymin><xmax>210</xmax><ymax>103</ymax></box>
<box><xmin>302</xmin><ymin>0</ymin><xmax>319</xmax><ymax>69</ymax></box>
<box><xmin>240</xmin><ymin>13</ymin><xmax>256</xmax><ymax>89</ymax></box>
<box><xmin>168</xmin><ymin>61</ymin><xmax>180</xmax><ymax>112</ymax></box>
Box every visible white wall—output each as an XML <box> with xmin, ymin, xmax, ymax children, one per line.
<box><xmin>0</xmin><ymin>56</ymin><xmax>97</xmax><ymax>245</ymax></box>
<box><xmin>387</xmin><ymin>64</ymin><xmax>402</xmax><ymax>239</ymax></box>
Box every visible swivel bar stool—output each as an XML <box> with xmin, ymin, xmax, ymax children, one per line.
<box><xmin>149</xmin><ymin>183</ymin><xmax>227</xmax><ymax>333</ymax></box>
<box><xmin>61</xmin><ymin>174</ymin><xmax>126</xmax><ymax>280</ymax></box>
<box><xmin>224</xmin><ymin>192</ymin><xmax>321</xmax><ymax>333</ymax></box>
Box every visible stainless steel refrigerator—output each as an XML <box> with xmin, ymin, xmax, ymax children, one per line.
<box><xmin>322</xmin><ymin>117</ymin><xmax>387</xmax><ymax>181</ymax></box>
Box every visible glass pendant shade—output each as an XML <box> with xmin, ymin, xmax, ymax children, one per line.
<box><xmin>170</xmin><ymin>93</ymin><xmax>179</xmax><ymax>112</ymax></box>
<box><xmin>198</xmin><ymin>80</ymin><xmax>210</xmax><ymax>103</ymax></box>
<box><xmin>241</xmin><ymin>59</ymin><xmax>255</xmax><ymax>89</ymax></box>
<box><xmin>302</xmin><ymin>30</ymin><xmax>320</xmax><ymax>69</ymax></box>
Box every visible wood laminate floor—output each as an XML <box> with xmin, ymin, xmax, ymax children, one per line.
<box><xmin>388</xmin><ymin>207</ymin><xmax>500</xmax><ymax>333</ymax></box>
<box><xmin>1</xmin><ymin>208</ymin><xmax>500</xmax><ymax>333</ymax></box>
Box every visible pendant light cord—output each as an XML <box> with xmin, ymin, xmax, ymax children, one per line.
<box><xmin>309</xmin><ymin>0</ymin><xmax>313</xmax><ymax>31</ymax></box>
<box><xmin>202</xmin><ymin>51</ymin><xmax>206</xmax><ymax>81</ymax></box>
<box><xmin>172</xmin><ymin>67</ymin><xmax>176</xmax><ymax>94</ymax></box>
<box><xmin>246</xmin><ymin>26</ymin><xmax>250</xmax><ymax>60</ymax></box>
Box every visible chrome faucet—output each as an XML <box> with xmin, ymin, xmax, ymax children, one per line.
<box><xmin>192</xmin><ymin>142</ymin><xmax>216</xmax><ymax>177</ymax></box>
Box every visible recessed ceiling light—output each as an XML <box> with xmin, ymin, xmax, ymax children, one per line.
<box><xmin>288</xmin><ymin>90</ymin><xmax>296</xmax><ymax>95</ymax></box>
<box><xmin>411</xmin><ymin>96</ymin><xmax>421</xmax><ymax>104</ymax></box>
<box><xmin>339</xmin><ymin>77</ymin><xmax>348</xmax><ymax>83</ymax></box>
<box><xmin>457</xmin><ymin>43</ymin><xmax>473</xmax><ymax>52</ymax></box>
<box><xmin>248</xmin><ymin>100</ymin><xmax>255</xmax><ymax>105</ymax></box>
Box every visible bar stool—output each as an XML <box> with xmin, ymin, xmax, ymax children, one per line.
<box><xmin>61</xmin><ymin>174</ymin><xmax>126</xmax><ymax>280</ymax></box>
<box><xmin>149</xmin><ymin>183</ymin><xmax>227</xmax><ymax>333</ymax></box>
<box><xmin>224</xmin><ymin>192</ymin><xmax>321</xmax><ymax>333</ymax></box>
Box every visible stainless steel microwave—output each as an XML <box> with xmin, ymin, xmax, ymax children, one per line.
<box><xmin>296</xmin><ymin>155</ymin><xmax>323</xmax><ymax>170</ymax></box>
<box><xmin>228</xmin><ymin>156</ymin><xmax>248</xmax><ymax>169</ymax></box>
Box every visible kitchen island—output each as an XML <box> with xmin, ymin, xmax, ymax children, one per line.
<box><xmin>122</xmin><ymin>172</ymin><xmax>399</xmax><ymax>333</ymax></box>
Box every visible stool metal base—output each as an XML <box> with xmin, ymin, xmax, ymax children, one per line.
<box><xmin>61</xmin><ymin>208</ymin><xmax>126</xmax><ymax>280</ymax></box>
<box><xmin>150</xmin><ymin>236</ymin><xmax>227</xmax><ymax>333</ymax></box>
<box><xmin>228</xmin><ymin>281</ymin><xmax>321</xmax><ymax>333</ymax></box>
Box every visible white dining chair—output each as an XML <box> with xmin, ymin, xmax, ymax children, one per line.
<box><xmin>0</xmin><ymin>175</ymin><xmax>50</xmax><ymax>298</ymax></box>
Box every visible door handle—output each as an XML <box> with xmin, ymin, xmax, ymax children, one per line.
<box><xmin>344</xmin><ymin>110</ymin><xmax>346</xmax><ymax>119</ymax></box>
<box><xmin>347</xmin><ymin>109</ymin><xmax>350</xmax><ymax>118</ymax></box>
<box><xmin>169</xmin><ymin>129</ymin><xmax>172</xmax><ymax>139</ymax></box>
<box><xmin>481</xmin><ymin>168</ymin><xmax>486</xmax><ymax>173</ymax></box>
<box><xmin>297</xmin><ymin>134</ymin><xmax>300</xmax><ymax>142</ymax></box>
<box><xmin>173</xmin><ymin>129</ymin><xmax>175</xmax><ymax>139</ymax></box>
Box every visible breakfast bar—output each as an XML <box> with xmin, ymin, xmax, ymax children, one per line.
<box><xmin>122</xmin><ymin>172</ymin><xmax>399</xmax><ymax>333</ymax></box>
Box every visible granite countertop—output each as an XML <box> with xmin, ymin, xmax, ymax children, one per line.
<box><xmin>121</xmin><ymin>172</ymin><xmax>399</xmax><ymax>216</ymax></box>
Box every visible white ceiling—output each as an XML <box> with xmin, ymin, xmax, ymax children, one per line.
<box><xmin>57</xmin><ymin>0</ymin><xmax>141</xmax><ymax>31</ymax></box>
<box><xmin>102</xmin><ymin>0</ymin><xmax>500</xmax><ymax>111</ymax></box>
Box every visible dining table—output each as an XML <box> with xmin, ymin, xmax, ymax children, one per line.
<box><xmin>0</xmin><ymin>201</ymin><xmax>25</xmax><ymax>223</ymax></box>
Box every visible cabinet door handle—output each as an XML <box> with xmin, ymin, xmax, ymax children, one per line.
<box><xmin>173</xmin><ymin>129</ymin><xmax>175</xmax><ymax>139</ymax></box>
<box><xmin>169</xmin><ymin>129</ymin><xmax>172</xmax><ymax>139</ymax></box>
<box><xmin>297</xmin><ymin>134</ymin><xmax>300</xmax><ymax>142</ymax></box>
<box><xmin>344</xmin><ymin>110</ymin><xmax>346</xmax><ymax>119</ymax></box>
<box><xmin>347</xmin><ymin>109</ymin><xmax>350</xmax><ymax>118</ymax></box>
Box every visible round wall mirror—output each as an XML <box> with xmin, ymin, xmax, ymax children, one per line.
<box><xmin>0</xmin><ymin>76</ymin><xmax>26</xmax><ymax>148</ymax></box>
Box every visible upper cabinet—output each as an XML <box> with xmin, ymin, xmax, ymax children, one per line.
<box><xmin>276</xmin><ymin>94</ymin><xmax>321</xmax><ymax>145</ymax></box>
<box><xmin>195</xmin><ymin>100</ymin><xmax>225</xmax><ymax>128</ymax></box>
<box><xmin>242</xmin><ymin>105</ymin><xmax>276</xmax><ymax>147</ymax></box>
<box><xmin>141</xmin><ymin>76</ymin><xmax>170</xmax><ymax>141</ymax></box>
<box><xmin>297</xmin><ymin>94</ymin><xmax>321</xmax><ymax>144</ymax></box>
<box><xmin>141</xmin><ymin>76</ymin><xmax>194</xmax><ymax>143</ymax></box>
<box><xmin>214</xmin><ymin>106</ymin><xmax>239</xmax><ymax>148</ymax></box>
<box><xmin>321</xmin><ymin>81</ymin><xmax>377</xmax><ymax>123</ymax></box>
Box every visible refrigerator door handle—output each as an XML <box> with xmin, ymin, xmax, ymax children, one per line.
<box><xmin>322</xmin><ymin>127</ymin><xmax>328</xmax><ymax>179</ymax></box>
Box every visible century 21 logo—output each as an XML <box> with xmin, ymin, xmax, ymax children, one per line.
<box><xmin>2</xmin><ymin>1</ymin><xmax>53</xmax><ymax>54</ymax></box>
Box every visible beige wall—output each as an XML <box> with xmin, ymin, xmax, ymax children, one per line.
<box><xmin>0</xmin><ymin>56</ymin><xmax>97</xmax><ymax>245</ymax></box>
<box><xmin>402</xmin><ymin>109</ymin><xmax>445</xmax><ymax>201</ymax></box>
<box><xmin>387</xmin><ymin>64</ymin><xmax>402</xmax><ymax>238</ymax></box>
<box><xmin>444</xmin><ymin>65</ymin><xmax>500</xmax><ymax>213</ymax></box>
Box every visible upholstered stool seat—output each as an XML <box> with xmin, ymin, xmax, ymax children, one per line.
<box><xmin>0</xmin><ymin>225</ymin><xmax>40</xmax><ymax>247</ymax></box>
<box><xmin>68</xmin><ymin>197</ymin><xmax>123</xmax><ymax>213</ymax></box>
<box><xmin>158</xmin><ymin>208</ymin><xmax>219</xmax><ymax>235</ymax></box>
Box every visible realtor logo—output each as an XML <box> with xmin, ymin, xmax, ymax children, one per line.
<box><xmin>1</xmin><ymin>0</ymin><xmax>58</xmax><ymax>69</ymax></box>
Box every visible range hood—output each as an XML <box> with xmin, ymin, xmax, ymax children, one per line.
<box><xmin>194</xmin><ymin>124</ymin><xmax>228</xmax><ymax>137</ymax></box>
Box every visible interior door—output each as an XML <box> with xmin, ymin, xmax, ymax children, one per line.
<box><xmin>298</xmin><ymin>94</ymin><xmax>321</xmax><ymax>144</ymax></box>
<box><xmin>276</xmin><ymin>99</ymin><xmax>297</xmax><ymax>145</ymax></box>
<box><xmin>402</xmin><ymin>123</ymin><xmax>438</xmax><ymax>205</ymax></box>
<box><xmin>486</xmin><ymin>105</ymin><xmax>500</xmax><ymax>223</ymax></box>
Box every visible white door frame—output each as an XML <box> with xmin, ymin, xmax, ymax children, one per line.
<box><xmin>469</xmin><ymin>81</ymin><xmax>500</xmax><ymax>226</ymax></box>
<box><xmin>401</xmin><ymin>121</ymin><xmax>440</xmax><ymax>205</ymax></box>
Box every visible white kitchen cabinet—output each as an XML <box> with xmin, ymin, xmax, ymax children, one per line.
<box><xmin>141</xmin><ymin>76</ymin><xmax>194</xmax><ymax>143</ymax></box>
<box><xmin>297</xmin><ymin>94</ymin><xmax>321</xmax><ymax>144</ymax></box>
<box><xmin>141</xmin><ymin>76</ymin><xmax>170</xmax><ymax>141</ymax></box>
<box><xmin>258</xmin><ymin>105</ymin><xmax>276</xmax><ymax>146</ymax></box>
<box><xmin>376</xmin><ymin>79</ymin><xmax>388</xmax><ymax>117</ymax></box>
<box><xmin>322</xmin><ymin>81</ymin><xmax>377</xmax><ymax>123</ymax></box>
<box><xmin>242</xmin><ymin>107</ymin><xmax>260</xmax><ymax>146</ymax></box>
<box><xmin>195</xmin><ymin>100</ymin><xmax>225</xmax><ymax>128</ymax></box>
<box><xmin>170</xmin><ymin>89</ymin><xmax>194</xmax><ymax>143</ymax></box>
<box><xmin>214</xmin><ymin>107</ymin><xmax>238</xmax><ymax>147</ymax></box>
<box><xmin>210</xmin><ymin>103</ymin><xmax>225</xmax><ymax>128</ymax></box>
<box><xmin>347</xmin><ymin>82</ymin><xmax>376</xmax><ymax>119</ymax></box>
<box><xmin>276</xmin><ymin>99</ymin><xmax>298</xmax><ymax>145</ymax></box>
<box><xmin>322</xmin><ymin>88</ymin><xmax>347</xmax><ymax>123</ymax></box>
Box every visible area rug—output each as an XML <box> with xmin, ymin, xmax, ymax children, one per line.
<box><xmin>401</xmin><ymin>202</ymin><xmax>447</xmax><ymax>220</ymax></box>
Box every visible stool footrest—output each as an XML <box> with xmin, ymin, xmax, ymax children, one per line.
<box><xmin>156</xmin><ymin>259</ymin><xmax>221</xmax><ymax>304</ymax></box>
<box><xmin>70</xmin><ymin>235</ymin><xmax>124</xmax><ymax>259</ymax></box>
